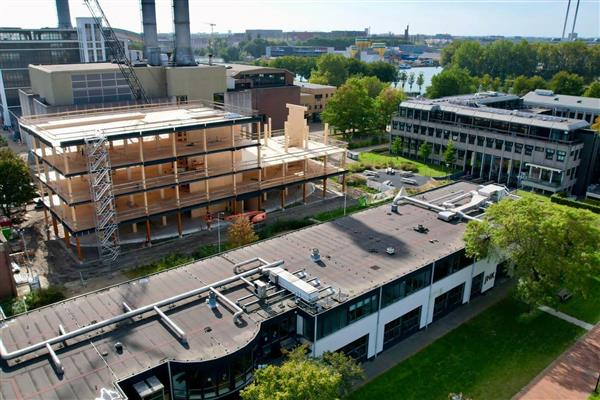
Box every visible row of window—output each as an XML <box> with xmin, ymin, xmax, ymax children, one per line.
<box><xmin>316</xmin><ymin>291</ymin><xmax>379</xmax><ymax>340</ymax></box>
<box><xmin>391</xmin><ymin>124</ymin><xmax>576</xmax><ymax>163</ymax></box>
<box><xmin>396</xmin><ymin>107</ymin><xmax>574</xmax><ymax>142</ymax></box>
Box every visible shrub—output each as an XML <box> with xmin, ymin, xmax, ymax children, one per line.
<box><xmin>550</xmin><ymin>194</ymin><xmax>600</xmax><ymax>214</ymax></box>
<box><xmin>125</xmin><ymin>253</ymin><xmax>194</xmax><ymax>279</ymax></box>
<box><xmin>399</xmin><ymin>162</ymin><xmax>419</xmax><ymax>172</ymax></box>
<box><xmin>1</xmin><ymin>287</ymin><xmax>66</xmax><ymax>317</ymax></box>
<box><xmin>0</xmin><ymin>135</ymin><xmax>7</xmax><ymax>147</ymax></box>
<box><xmin>258</xmin><ymin>219</ymin><xmax>314</xmax><ymax>239</ymax></box>
<box><xmin>346</xmin><ymin>175</ymin><xmax>367</xmax><ymax>187</ymax></box>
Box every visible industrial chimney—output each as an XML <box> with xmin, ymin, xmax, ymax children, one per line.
<box><xmin>56</xmin><ymin>0</ymin><xmax>72</xmax><ymax>29</ymax></box>
<box><xmin>141</xmin><ymin>0</ymin><xmax>161</xmax><ymax>66</ymax></box>
<box><xmin>173</xmin><ymin>0</ymin><xmax>195</xmax><ymax>66</ymax></box>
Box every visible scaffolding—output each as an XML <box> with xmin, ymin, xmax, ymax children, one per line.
<box><xmin>85</xmin><ymin>134</ymin><xmax>120</xmax><ymax>263</ymax></box>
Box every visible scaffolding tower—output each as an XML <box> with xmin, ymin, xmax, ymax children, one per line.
<box><xmin>85</xmin><ymin>134</ymin><xmax>120</xmax><ymax>263</ymax></box>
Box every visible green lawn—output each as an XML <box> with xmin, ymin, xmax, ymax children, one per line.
<box><xmin>358</xmin><ymin>152</ymin><xmax>447</xmax><ymax>177</ymax></box>
<box><xmin>558</xmin><ymin>275</ymin><xmax>600</xmax><ymax>324</ymax></box>
<box><xmin>351</xmin><ymin>297</ymin><xmax>584</xmax><ymax>400</ymax></box>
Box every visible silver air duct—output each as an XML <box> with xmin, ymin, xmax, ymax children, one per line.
<box><xmin>141</xmin><ymin>0</ymin><xmax>161</xmax><ymax>66</ymax></box>
<box><xmin>173</xmin><ymin>0</ymin><xmax>195</xmax><ymax>66</ymax></box>
<box><xmin>56</xmin><ymin>0</ymin><xmax>72</xmax><ymax>29</ymax></box>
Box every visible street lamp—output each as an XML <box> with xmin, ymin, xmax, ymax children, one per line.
<box><xmin>216</xmin><ymin>212</ymin><xmax>224</xmax><ymax>253</ymax></box>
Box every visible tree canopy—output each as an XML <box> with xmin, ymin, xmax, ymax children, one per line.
<box><xmin>240</xmin><ymin>347</ymin><xmax>363</xmax><ymax>400</ymax></box>
<box><xmin>426</xmin><ymin>67</ymin><xmax>476</xmax><ymax>98</ymax></box>
<box><xmin>442</xmin><ymin>140</ymin><xmax>457</xmax><ymax>166</ymax></box>
<box><xmin>583</xmin><ymin>80</ymin><xmax>600</xmax><ymax>98</ymax></box>
<box><xmin>322</xmin><ymin>80</ymin><xmax>374</xmax><ymax>138</ymax></box>
<box><xmin>310</xmin><ymin>54</ymin><xmax>349</xmax><ymax>87</ymax></box>
<box><xmin>374</xmin><ymin>87</ymin><xmax>406</xmax><ymax>131</ymax></box>
<box><xmin>227</xmin><ymin>216</ymin><xmax>258</xmax><ymax>248</ymax></box>
<box><xmin>548</xmin><ymin>71</ymin><xmax>585</xmax><ymax>96</ymax></box>
<box><xmin>463</xmin><ymin>194</ymin><xmax>600</xmax><ymax>308</ymax></box>
<box><xmin>0</xmin><ymin>148</ymin><xmax>36</xmax><ymax>217</ymax></box>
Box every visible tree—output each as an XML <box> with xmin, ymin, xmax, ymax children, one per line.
<box><xmin>548</xmin><ymin>71</ymin><xmax>585</xmax><ymax>96</ymax></box>
<box><xmin>407</xmin><ymin>72</ymin><xmax>415</xmax><ymax>93</ymax></box>
<box><xmin>511</xmin><ymin>75</ymin><xmax>547</xmax><ymax>96</ymax></box>
<box><xmin>442</xmin><ymin>140</ymin><xmax>456</xmax><ymax>168</ymax></box>
<box><xmin>0</xmin><ymin>148</ymin><xmax>36</xmax><ymax>217</ymax></box>
<box><xmin>322</xmin><ymin>80</ymin><xmax>374</xmax><ymax>139</ymax></box>
<box><xmin>398</xmin><ymin>71</ymin><xmax>408</xmax><ymax>89</ymax></box>
<box><xmin>227</xmin><ymin>215</ymin><xmax>258</xmax><ymax>248</ymax></box>
<box><xmin>310</xmin><ymin>54</ymin><xmax>348</xmax><ymax>87</ymax></box>
<box><xmin>463</xmin><ymin>194</ymin><xmax>600</xmax><ymax>308</ymax></box>
<box><xmin>347</xmin><ymin>76</ymin><xmax>386</xmax><ymax>98</ymax></box>
<box><xmin>451</xmin><ymin>40</ymin><xmax>484</xmax><ymax>75</ymax></box>
<box><xmin>418</xmin><ymin>142</ymin><xmax>432</xmax><ymax>162</ymax></box>
<box><xmin>426</xmin><ymin>67</ymin><xmax>476</xmax><ymax>98</ymax></box>
<box><xmin>321</xmin><ymin>351</ymin><xmax>365</xmax><ymax>398</ymax></box>
<box><xmin>391</xmin><ymin>138</ymin><xmax>402</xmax><ymax>155</ymax></box>
<box><xmin>374</xmin><ymin>87</ymin><xmax>405</xmax><ymax>131</ymax></box>
<box><xmin>346</xmin><ymin>57</ymin><xmax>369</xmax><ymax>77</ymax></box>
<box><xmin>269</xmin><ymin>56</ymin><xmax>317</xmax><ymax>80</ymax></box>
<box><xmin>416</xmin><ymin>72</ymin><xmax>425</xmax><ymax>93</ymax></box>
<box><xmin>367</xmin><ymin>61</ymin><xmax>397</xmax><ymax>82</ymax></box>
<box><xmin>592</xmin><ymin>116</ymin><xmax>600</xmax><ymax>132</ymax></box>
<box><xmin>241</xmin><ymin>346</ymin><xmax>363</xmax><ymax>400</ymax></box>
<box><xmin>583</xmin><ymin>80</ymin><xmax>600</xmax><ymax>98</ymax></box>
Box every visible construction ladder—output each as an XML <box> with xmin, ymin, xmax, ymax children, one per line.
<box><xmin>85</xmin><ymin>134</ymin><xmax>120</xmax><ymax>263</ymax></box>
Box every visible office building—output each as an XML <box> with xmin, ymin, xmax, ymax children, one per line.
<box><xmin>295</xmin><ymin>81</ymin><xmax>336</xmax><ymax>121</ymax></box>
<box><xmin>265</xmin><ymin>45</ymin><xmax>334</xmax><ymax>58</ymax></box>
<box><xmin>522</xmin><ymin>89</ymin><xmax>600</xmax><ymax>124</ymax></box>
<box><xmin>224</xmin><ymin>64</ymin><xmax>301</xmax><ymax>130</ymax></box>
<box><xmin>0</xmin><ymin>181</ymin><xmax>504</xmax><ymax>400</ymax></box>
<box><xmin>19</xmin><ymin>101</ymin><xmax>346</xmax><ymax>261</ymax></box>
<box><xmin>390</xmin><ymin>92</ymin><xmax>598</xmax><ymax>195</ymax></box>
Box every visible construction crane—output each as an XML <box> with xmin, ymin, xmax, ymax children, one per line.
<box><xmin>83</xmin><ymin>0</ymin><xmax>149</xmax><ymax>103</ymax></box>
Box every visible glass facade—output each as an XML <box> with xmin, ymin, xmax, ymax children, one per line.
<box><xmin>383</xmin><ymin>306</ymin><xmax>422</xmax><ymax>350</ymax></box>
<box><xmin>432</xmin><ymin>249</ymin><xmax>473</xmax><ymax>283</ymax></box>
<box><xmin>382</xmin><ymin>265</ymin><xmax>432</xmax><ymax>307</ymax></box>
<box><xmin>71</xmin><ymin>72</ymin><xmax>133</xmax><ymax>104</ymax></box>
<box><xmin>316</xmin><ymin>290</ymin><xmax>379</xmax><ymax>340</ymax></box>
<box><xmin>433</xmin><ymin>283</ymin><xmax>465</xmax><ymax>321</ymax></box>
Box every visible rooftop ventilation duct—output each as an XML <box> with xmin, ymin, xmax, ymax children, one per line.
<box><xmin>141</xmin><ymin>0</ymin><xmax>161</xmax><ymax>66</ymax></box>
<box><xmin>56</xmin><ymin>0</ymin><xmax>72</xmax><ymax>29</ymax></box>
<box><xmin>173</xmin><ymin>0</ymin><xmax>196</xmax><ymax>66</ymax></box>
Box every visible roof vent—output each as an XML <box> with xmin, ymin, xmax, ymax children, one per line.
<box><xmin>386</xmin><ymin>247</ymin><xmax>395</xmax><ymax>255</ymax></box>
<box><xmin>413</xmin><ymin>224</ymin><xmax>429</xmax><ymax>234</ymax></box>
<box><xmin>114</xmin><ymin>342</ymin><xmax>123</xmax><ymax>354</ymax></box>
<box><xmin>310</xmin><ymin>248</ymin><xmax>321</xmax><ymax>263</ymax></box>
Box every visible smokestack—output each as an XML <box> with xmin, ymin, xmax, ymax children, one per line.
<box><xmin>141</xmin><ymin>0</ymin><xmax>161</xmax><ymax>66</ymax></box>
<box><xmin>173</xmin><ymin>0</ymin><xmax>195</xmax><ymax>66</ymax></box>
<box><xmin>56</xmin><ymin>0</ymin><xmax>72</xmax><ymax>29</ymax></box>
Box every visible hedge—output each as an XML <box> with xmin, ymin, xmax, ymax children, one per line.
<box><xmin>550</xmin><ymin>194</ymin><xmax>600</xmax><ymax>214</ymax></box>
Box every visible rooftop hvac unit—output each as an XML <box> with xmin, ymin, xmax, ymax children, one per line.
<box><xmin>133</xmin><ymin>376</ymin><xmax>165</xmax><ymax>400</ymax></box>
<box><xmin>310</xmin><ymin>248</ymin><xmax>321</xmax><ymax>262</ymax></box>
<box><xmin>255</xmin><ymin>280</ymin><xmax>268</xmax><ymax>299</ymax></box>
<box><xmin>269</xmin><ymin>267</ymin><xmax>320</xmax><ymax>303</ymax></box>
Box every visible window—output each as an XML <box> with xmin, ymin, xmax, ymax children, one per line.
<box><xmin>348</xmin><ymin>294</ymin><xmax>378</xmax><ymax>323</ymax></box>
<box><xmin>557</xmin><ymin>150</ymin><xmax>566</xmax><ymax>162</ymax></box>
<box><xmin>443</xmin><ymin>130</ymin><xmax>450</xmax><ymax>140</ymax></box>
<box><xmin>514</xmin><ymin>143</ymin><xmax>523</xmax><ymax>154</ymax></box>
<box><xmin>486</xmin><ymin>138</ymin><xmax>494</xmax><ymax>149</ymax></box>
<box><xmin>338</xmin><ymin>335</ymin><xmax>369</xmax><ymax>361</ymax></box>
<box><xmin>436</xmin><ymin>129</ymin><xmax>442</xmax><ymax>138</ymax></box>
<box><xmin>546</xmin><ymin>148</ymin><xmax>555</xmax><ymax>160</ymax></box>
<box><xmin>459</xmin><ymin>133</ymin><xmax>467</xmax><ymax>143</ymax></box>
<box><xmin>535</xmin><ymin>146</ymin><xmax>544</xmax><ymax>152</ymax></box>
<box><xmin>458</xmin><ymin>149</ymin><xmax>465</xmax><ymax>160</ymax></box>
<box><xmin>504</xmin><ymin>141</ymin><xmax>513</xmax><ymax>152</ymax></box>
<box><xmin>468</xmin><ymin>134</ymin><xmax>476</xmax><ymax>145</ymax></box>
<box><xmin>383</xmin><ymin>307</ymin><xmax>422</xmax><ymax>349</ymax></box>
<box><xmin>433</xmin><ymin>250</ymin><xmax>472</xmax><ymax>283</ymax></box>
<box><xmin>382</xmin><ymin>266</ymin><xmax>432</xmax><ymax>307</ymax></box>
<box><xmin>317</xmin><ymin>291</ymin><xmax>379</xmax><ymax>339</ymax></box>
<box><xmin>495</xmin><ymin>139</ymin><xmax>503</xmax><ymax>150</ymax></box>
<box><xmin>477</xmin><ymin>136</ymin><xmax>485</xmax><ymax>146</ymax></box>
<box><xmin>524</xmin><ymin>145</ymin><xmax>533</xmax><ymax>156</ymax></box>
<box><xmin>433</xmin><ymin>283</ymin><xmax>465</xmax><ymax>321</ymax></box>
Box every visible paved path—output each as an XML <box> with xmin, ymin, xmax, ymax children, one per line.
<box><xmin>539</xmin><ymin>305</ymin><xmax>594</xmax><ymax>331</ymax></box>
<box><xmin>359</xmin><ymin>280</ymin><xmax>513</xmax><ymax>383</ymax></box>
<box><xmin>514</xmin><ymin>323</ymin><xmax>600</xmax><ymax>400</ymax></box>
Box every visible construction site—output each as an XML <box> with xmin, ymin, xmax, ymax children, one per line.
<box><xmin>20</xmin><ymin>101</ymin><xmax>346</xmax><ymax>263</ymax></box>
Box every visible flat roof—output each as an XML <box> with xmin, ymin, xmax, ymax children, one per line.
<box><xmin>19</xmin><ymin>102</ymin><xmax>258</xmax><ymax>147</ymax></box>
<box><xmin>522</xmin><ymin>90</ymin><xmax>600</xmax><ymax>111</ymax></box>
<box><xmin>0</xmin><ymin>182</ymin><xmax>478</xmax><ymax>400</ymax></box>
<box><xmin>30</xmin><ymin>63</ymin><xmax>221</xmax><ymax>74</ymax></box>
<box><xmin>400</xmin><ymin>99</ymin><xmax>590</xmax><ymax>131</ymax></box>
<box><xmin>224</xmin><ymin>63</ymin><xmax>291</xmax><ymax>77</ymax></box>
<box><xmin>294</xmin><ymin>81</ymin><xmax>336</xmax><ymax>90</ymax></box>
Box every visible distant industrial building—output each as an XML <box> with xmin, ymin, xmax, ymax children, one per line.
<box><xmin>0</xmin><ymin>181</ymin><xmax>505</xmax><ymax>400</ymax></box>
<box><xmin>295</xmin><ymin>81</ymin><xmax>336</xmax><ymax>121</ymax></box>
<box><xmin>266</xmin><ymin>45</ymin><xmax>334</xmax><ymax>58</ymax></box>
<box><xmin>522</xmin><ymin>89</ymin><xmax>600</xmax><ymax>124</ymax></box>
<box><xmin>390</xmin><ymin>92</ymin><xmax>599</xmax><ymax>195</ymax></box>
<box><xmin>224</xmin><ymin>64</ymin><xmax>301</xmax><ymax>130</ymax></box>
<box><xmin>0</xmin><ymin>0</ymin><xmax>134</xmax><ymax>130</ymax></box>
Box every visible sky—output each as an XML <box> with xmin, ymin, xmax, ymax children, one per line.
<box><xmin>1</xmin><ymin>0</ymin><xmax>599</xmax><ymax>38</ymax></box>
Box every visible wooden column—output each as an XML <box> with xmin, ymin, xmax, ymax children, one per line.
<box><xmin>139</xmin><ymin>138</ymin><xmax>149</xmax><ymax>215</ymax></box>
<box><xmin>177</xmin><ymin>212</ymin><xmax>183</xmax><ymax>237</ymax></box>
<box><xmin>64</xmin><ymin>228</ymin><xmax>70</xmax><ymax>247</ymax></box>
<box><xmin>75</xmin><ymin>236</ymin><xmax>83</xmax><ymax>261</ymax></box>
<box><xmin>280</xmin><ymin>190</ymin><xmax>285</xmax><ymax>209</ymax></box>
<box><xmin>323</xmin><ymin>177</ymin><xmax>327</xmax><ymax>198</ymax></box>
<box><xmin>51</xmin><ymin>216</ymin><xmax>59</xmax><ymax>237</ymax></box>
<box><xmin>145</xmin><ymin>220</ymin><xmax>151</xmax><ymax>243</ymax></box>
<box><xmin>33</xmin><ymin>138</ymin><xmax>49</xmax><ymax>226</ymax></box>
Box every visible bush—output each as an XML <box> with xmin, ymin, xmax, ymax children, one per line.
<box><xmin>346</xmin><ymin>175</ymin><xmax>367</xmax><ymax>187</ymax></box>
<box><xmin>399</xmin><ymin>162</ymin><xmax>419</xmax><ymax>172</ymax></box>
<box><xmin>550</xmin><ymin>194</ymin><xmax>600</xmax><ymax>214</ymax></box>
<box><xmin>124</xmin><ymin>253</ymin><xmax>194</xmax><ymax>279</ymax></box>
<box><xmin>0</xmin><ymin>135</ymin><xmax>7</xmax><ymax>147</ymax></box>
<box><xmin>258</xmin><ymin>219</ymin><xmax>314</xmax><ymax>239</ymax></box>
<box><xmin>1</xmin><ymin>287</ymin><xmax>66</xmax><ymax>317</ymax></box>
<box><xmin>192</xmin><ymin>244</ymin><xmax>221</xmax><ymax>259</ymax></box>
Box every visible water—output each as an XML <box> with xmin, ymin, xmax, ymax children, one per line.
<box><xmin>392</xmin><ymin>66</ymin><xmax>443</xmax><ymax>95</ymax></box>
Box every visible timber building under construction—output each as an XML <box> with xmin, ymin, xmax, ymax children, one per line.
<box><xmin>19</xmin><ymin>101</ymin><xmax>347</xmax><ymax>262</ymax></box>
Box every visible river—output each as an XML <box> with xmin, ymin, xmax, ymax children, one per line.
<box><xmin>392</xmin><ymin>66</ymin><xmax>443</xmax><ymax>95</ymax></box>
